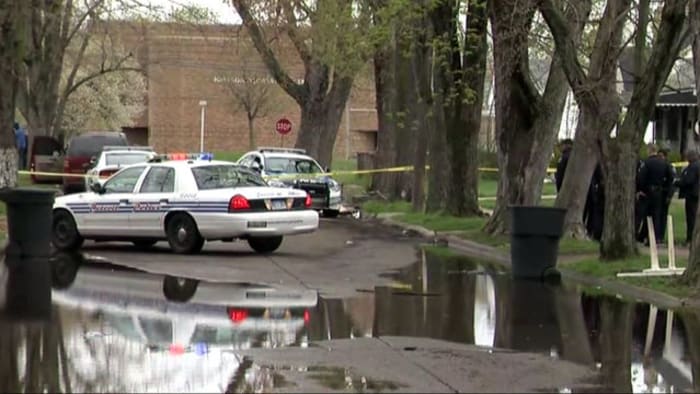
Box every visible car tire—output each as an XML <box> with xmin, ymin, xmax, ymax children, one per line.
<box><xmin>52</xmin><ymin>210</ymin><xmax>84</xmax><ymax>251</ymax></box>
<box><xmin>162</xmin><ymin>276</ymin><xmax>199</xmax><ymax>303</ymax></box>
<box><xmin>166</xmin><ymin>213</ymin><xmax>204</xmax><ymax>254</ymax></box>
<box><xmin>247</xmin><ymin>236</ymin><xmax>283</xmax><ymax>254</ymax></box>
<box><xmin>132</xmin><ymin>239</ymin><xmax>158</xmax><ymax>249</ymax></box>
<box><xmin>322</xmin><ymin>209</ymin><xmax>340</xmax><ymax>218</ymax></box>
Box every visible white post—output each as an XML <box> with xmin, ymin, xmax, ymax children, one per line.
<box><xmin>644</xmin><ymin>305</ymin><xmax>658</xmax><ymax>357</ymax></box>
<box><xmin>647</xmin><ymin>216</ymin><xmax>660</xmax><ymax>270</ymax></box>
<box><xmin>667</xmin><ymin>214</ymin><xmax>676</xmax><ymax>269</ymax></box>
<box><xmin>199</xmin><ymin>100</ymin><xmax>207</xmax><ymax>152</ymax></box>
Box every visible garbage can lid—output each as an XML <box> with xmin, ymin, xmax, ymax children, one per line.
<box><xmin>0</xmin><ymin>187</ymin><xmax>57</xmax><ymax>204</ymax></box>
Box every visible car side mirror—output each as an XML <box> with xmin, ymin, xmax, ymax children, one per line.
<box><xmin>251</xmin><ymin>161</ymin><xmax>262</xmax><ymax>172</ymax></box>
<box><xmin>52</xmin><ymin>150</ymin><xmax>60</xmax><ymax>159</ymax></box>
<box><xmin>89</xmin><ymin>156</ymin><xmax>97</xmax><ymax>165</ymax></box>
<box><xmin>324</xmin><ymin>166</ymin><xmax>331</xmax><ymax>173</ymax></box>
<box><xmin>90</xmin><ymin>182</ymin><xmax>105</xmax><ymax>194</ymax></box>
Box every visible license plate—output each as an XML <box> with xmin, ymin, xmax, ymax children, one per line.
<box><xmin>271</xmin><ymin>199</ymin><xmax>287</xmax><ymax>210</ymax></box>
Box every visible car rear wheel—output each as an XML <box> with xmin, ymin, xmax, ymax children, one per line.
<box><xmin>322</xmin><ymin>209</ymin><xmax>339</xmax><ymax>218</ymax></box>
<box><xmin>52</xmin><ymin>210</ymin><xmax>84</xmax><ymax>251</ymax></box>
<box><xmin>162</xmin><ymin>276</ymin><xmax>199</xmax><ymax>302</ymax></box>
<box><xmin>247</xmin><ymin>236</ymin><xmax>283</xmax><ymax>254</ymax></box>
<box><xmin>166</xmin><ymin>213</ymin><xmax>204</xmax><ymax>254</ymax></box>
<box><xmin>133</xmin><ymin>239</ymin><xmax>158</xmax><ymax>249</ymax></box>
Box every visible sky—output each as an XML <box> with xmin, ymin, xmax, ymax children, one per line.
<box><xmin>147</xmin><ymin>0</ymin><xmax>241</xmax><ymax>24</ymax></box>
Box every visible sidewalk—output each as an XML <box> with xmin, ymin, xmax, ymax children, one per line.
<box><xmin>369</xmin><ymin>213</ymin><xmax>699</xmax><ymax>310</ymax></box>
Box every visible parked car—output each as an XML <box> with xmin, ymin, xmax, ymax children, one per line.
<box><xmin>84</xmin><ymin>146</ymin><xmax>156</xmax><ymax>191</ymax></box>
<box><xmin>62</xmin><ymin>131</ymin><xmax>129</xmax><ymax>194</ymax></box>
<box><xmin>29</xmin><ymin>135</ymin><xmax>64</xmax><ymax>184</ymax></box>
<box><xmin>52</xmin><ymin>153</ymin><xmax>319</xmax><ymax>254</ymax></box>
<box><xmin>236</xmin><ymin>147</ymin><xmax>342</xmax><ymax>218</ymax></box>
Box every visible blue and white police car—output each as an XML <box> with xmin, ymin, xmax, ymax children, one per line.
<box><xmin>52</xmin><ymin>153</ymin><xmax>320</xmax><ymax>254</ymax></box>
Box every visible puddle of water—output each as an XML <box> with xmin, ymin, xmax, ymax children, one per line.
<box><xmin>0</xmin><ymin>250</ymin><xmax>699</xmax><ymax>393</ymax></box>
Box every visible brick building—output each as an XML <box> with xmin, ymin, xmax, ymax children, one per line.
<box><xmin>111</xmin><ymin>22</ymin><xmax>378</xmax><ymax>159</ymax></box>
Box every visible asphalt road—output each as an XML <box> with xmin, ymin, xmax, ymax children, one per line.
<box><xmin>79</xmin><ymin>217</ymin><xmax>424</xmax><ymax>298</ymax></box>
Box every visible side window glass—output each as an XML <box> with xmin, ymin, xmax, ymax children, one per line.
<box><xmin>239</xmin><ymin>155</ymin><xmax>252</xmax><ymax>167</ymax></box>
<box><xmin>139</xmin><ymin>167</ymin><xmax>175</xmax><ymax>193</ymax></box>
<box><xmin>103</xmin><ymin>166</ymin><xmax>145</xmax><ymax>194</ymax></box>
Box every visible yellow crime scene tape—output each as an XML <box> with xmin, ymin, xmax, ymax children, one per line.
<box><xmin>16</xmin><ymin>160</ymin><xmax>691</xmax><ymax>182</ymax></box>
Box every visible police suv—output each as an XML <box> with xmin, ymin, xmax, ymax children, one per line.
<box><xmin>52</xmin><ymin>153</ymin><xmax>320</xmax><ymax>254</ymax></box>
<box><xmin>236</xmin><ymin>147</ymin><xmax>342</xmax><ymax>218</ymax></box>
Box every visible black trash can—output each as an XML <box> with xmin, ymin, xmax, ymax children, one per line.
<box><xmin>510</xmin><ymin>205</ymin><xmax>567</xmax><ymax>280</ymax></box>
<box><xmin>0</xmin><ymin>187</ymin><xmax>56</xmax><ymax>259</ymax></box>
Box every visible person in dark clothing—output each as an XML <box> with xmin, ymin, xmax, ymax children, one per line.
<box><xmin>658</xmin><ymin>149</ymin><xmax>677</xmax><ymax>241</ymax></box>
<box><xmin>584</xmin><ymin>164</ymin><xmax>605</xmax><ymax>241</ymax></box>
<box><xmin>635</xmin><ymin>158</ymin><xmax>647</xmax><ymax>242</ymax></box>
<box><xmin>555</xmin><ymin>139</ymin><xmax>573</xmax><ymax>192</ymax></box>
<box><xmin>637</xmin><ymin>144</ymin><xmax>675</xmax><ymax>244</ymax></box>
<box><xmin>677</xmin><ymin>150</ymin><xmax>700</xmax><ymax>245</ymax></box>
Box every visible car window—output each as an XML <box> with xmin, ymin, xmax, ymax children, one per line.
<box><xmin>106</xmin><ymin>152</ymin><xmax>153</xmax><ymax>166</ymax></box>
<box><xmin>265</xmin><ymin>157</ymin><xmax>323</xmax><ymax>174</ymax></box>
<box><xmin>67</xmin><ymin>134</ymin><xmax>127</xmax><ymax>157</ymax></box>
<box><xmin>238</xmin><ymin>155</ymin><xmax>252</xmax><ymax>166</ymax></box>
<box><xmin>139</xmin><ymin>167</ymin><xmax>175</xmax><ymax>193</ymax></box>
<box><xmin>103</xmin><ymin>166</ymin><xmax>145</xmax><ymax>194</ymax></box>
<box><xmin>191</xmin><ymin>165</ymin><xmax>266</xmax><ymax>190</ymax></box>
<box><xmin>32</xmin><ymin>137</ymin><xmax>62</xmax><ymax>156</ymax></box>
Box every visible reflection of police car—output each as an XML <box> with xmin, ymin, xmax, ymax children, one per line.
<box><xmin>84</xmin><ymin>146</ymin><xmax>156</xmax><ymax>191</ymax></box>
<box><xmin>52</xmin><ymin>153</ymin><xmax>319</xmax><ymax>255</ymax></box>
<box><xmin>236</xmin><ymin>147</ymin><xmax>342</xmax><ymax>218</ymax></box>
<box><xmin>50</xmin><ymin>252</ymin><xmax>317</xmax><ymax>351</ymax></box>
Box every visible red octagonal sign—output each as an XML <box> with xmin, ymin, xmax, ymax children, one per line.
<box><xmin>275</xmin><ymin>118</ymin><xmax>292</xmax><ymax>135</ymax></box>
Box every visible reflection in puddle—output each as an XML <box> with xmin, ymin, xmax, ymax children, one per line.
<box><xmin>1</xmin><ymin>250</ymin><xmax>700</xmax><ymax>393</ymax></box>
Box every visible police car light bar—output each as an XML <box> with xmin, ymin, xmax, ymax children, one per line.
<box><xmin>257</xmin><ymin>146</ymin><xmax>307</xmax><ymax>155</ymax></box>
<box><xmin>149</xmin><ymin>152</ymin><xmax>214</xmax><ymax>162</ymax></box>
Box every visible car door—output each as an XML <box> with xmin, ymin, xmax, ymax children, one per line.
<box><xmin>129</xmin><ymin>166</ymin><xmax>176</xmax><ymax>237</ymax></box>
<box><xmin>80</xmin><ymin>166</ymin><xmax>147</xmax><ymax>237</ymax></box>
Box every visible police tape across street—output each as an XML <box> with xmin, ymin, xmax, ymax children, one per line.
<box><xmin>15</xmin><ymin>160</ymin><xmax>692</xmax><ymax>182</ymax></box>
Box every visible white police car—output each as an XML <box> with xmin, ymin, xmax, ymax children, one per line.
<box><xmin>236</xmin><ymin>147</ymin><xmax>342</xmax><ymax>218</ymax></box>
<box><xmin>84</xmin><ymin>146</ymin><xmax>156</xmax><ymax>191</ymax></box>
<box><xmin>52</xmin><ymin>153</ymin><xmax>319</xmax><ymax>254</ymax></box>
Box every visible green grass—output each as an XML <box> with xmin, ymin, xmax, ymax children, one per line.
<box><xmin>212</xmin><ymin>151</ymin><xmax>244</xmax><ymax>162</ymax></box>
<box><xmin>567</xmin><ymin>255</ymin><xmax>693</xmax><ymax>298</ymax></box>
<box><xmin>396</xmin><ymin>212</ymin><xmax>487</xmax><ymax>232</ymax></box>
<box><xmin>362</xmin><ymin>200</ymin><xmax>412</xmax><ymax>214</ymax></box>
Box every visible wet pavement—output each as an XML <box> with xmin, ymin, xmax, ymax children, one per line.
<box><xmin>1</xmin><ymin>247</ymin><xmax>699</xmax><ymax>393</ymax></box>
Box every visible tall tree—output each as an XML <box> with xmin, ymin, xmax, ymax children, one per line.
<box><xmin>18</xmin><ymin>0</ymin><xmax>144</xmax><ymax>138</ymax></box>
<box><xmin>683</xmin><ymin>0</ymin><xmax>700</xmax><ymax>285</ymax></box>
<box><xmin>0</xmin><ymin>1</ymin><xmax>28</xmax><ymax>187</ymax></box>
<box><xmin>232</xmin><ymin>0</ymin><xmax>374</xmax><ymax>167</ymax></box>
<box><xmin>544</xmin><ymin>0</ymin><xmax>689</xmax><ymax>259</ymax></box>
<box><xmin>544</xmin><ymin>0</ymin><xmax>629</xmax><ymax>239</ymax></box>
<box><xmin>483</xmin><ymin>0</ymin><xmax>585</xmax><ymax>235</ymax></box>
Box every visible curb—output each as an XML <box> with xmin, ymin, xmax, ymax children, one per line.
<box><xmin>368</xmin><ymin>213</ymin><xmax>700</xmax><ymax>310</ymax></box>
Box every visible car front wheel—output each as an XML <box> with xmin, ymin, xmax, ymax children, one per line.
<box><xmin>247</xmin><ymin>236</ymin><xmax>283</xmax><ymax>254</ymax></box>
<box><xmin>166</xmin><ymin>213</ymin><xmax>204</xmax><ymax>254</ymax></box>
<box><xmin>52</xmin><ymin>210</ymin><xmax>84</xmax><ymax>251</ymax></box>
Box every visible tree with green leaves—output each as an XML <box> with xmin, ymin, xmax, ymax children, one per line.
<box><xmin>231</xmin><ymin>0</ymin><xmax>376</xmax><ymax>167</ymax></box>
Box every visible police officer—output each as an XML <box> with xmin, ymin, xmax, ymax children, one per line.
<box><xmin>678</xmin><ymin>150</ymin><xmax>700</xmax><ymax>245</ymax></box>
<box><xmin>637</xmin><ymin>144</ymin><xmax>675</xmax><ymax>244</ymax></box>
<box><xmin>635</xmin><ymin>158</ymin><xmax>647</xmax><ymax>242</ymax></box>
<box><xmin>555</xmin><ymin>139</ymin><xmax>573</xmax><ymax>192</ymax></box>
<box><xmin>658</xmin><ymin>148</ymin><xmax>677</xmax><ymax>240</ymax></box>
<box><xmin>584</xmin><ymin>164</ymin><xmax>604</xmax><ymax>241</ymax></box>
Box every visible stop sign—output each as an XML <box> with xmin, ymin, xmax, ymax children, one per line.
<box><xmin>275</xmin><ymin>118</ymin><xmax>292</xmax><ymax>135</ymax></box>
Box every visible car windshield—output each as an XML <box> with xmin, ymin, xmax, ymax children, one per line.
<box><xmin>191</xmin><ymin>165</ymin><xmax>267</xmax><ymax>190</ymax></box>
<box><xmin>67</xmin><ymin>134</ymin><xmax>127</xmax><ymax>157</ymax></box>
<box><xmin>265</xmin><ymin>157</ymin><xmax>323</xmax><ymax>174</ymax></box>
<box><xmin>105</xmin><ymin>152</ymin><xmax>152</xmax><ymax>166</ymax></box>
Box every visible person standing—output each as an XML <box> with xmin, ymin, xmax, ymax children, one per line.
<box><xmin>635</xmin><ymin>158</ymin><xmax>647</xmax><ymax>242</ymax></box>
<box><xmin>584</xmin><ymin>163</ymin><xmax>605</xmax><ymax>241</ymax></box>
<box><xmin>637</xmin><ymin>144</ymin><xmax>675</xmax><ymax>244</ymax></box>
<box><xmin>554</xmin><ymin>139</ymin><xmax>573</xmax><ymax>192</ymax></box>
<box><xmin>658</xmin><ymin>148</ymin><xmax>677</xmax><ymax>241</ymax></box>
<box><xmin>678</xmin><ymin>150</ymin><xmax>700</xmax><ymax>245</ymax></box>
<box><xmin>13</xmin><ymin>122</ymin><xmax>27</xmax><ymax>170</ymax></box>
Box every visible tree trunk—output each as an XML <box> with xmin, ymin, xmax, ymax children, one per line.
<box><xmin>295</xmin><ymin>77</ymin><xmax>354</xmax><ymax>168</ymax></box>
<box><xmin>680</xmin><ymin>310</ymin><xmax>700</xmax><ymax>392</ymax></box>
<box><xmin>371</xmin><ymin>38</ymin><xmax>398</xmax><ymax>196</ymax></box>
<box><xmin>684</xmin><ymin>0</ymin><xmax>700</xmax><ymax>284</ymax></box>
<box><xmin>247</xmin><ymin>115</ymin><xmax>256</xmax><ymax>150</ymax></box>
<box><xmin>598</xmin><ymin>297</ymin><xmax>634</xmax><ymax>393</ymax></box>
<box><xmin>555</xmin><ymin>108</ymin><xmax>614</xmax><ymax>238</ymax></box>
<box><xmin>448</xmin><ymin>0</ymin><xmax>488</xmax><ymax>217</ymax></box>
<box><xmin>0</xmin><ymin>1</ymin><xmax>23</xmax><ymax>188</ymax></box>
<box><xmin>484</xmin><ymin>0</ymin><xmax>574</xmax><ymax>235</ymax></box>
<box><xmin>426</xmin><ymin>74</ymin><xmax>449</xmax><ymax>213</ymax></box>
<box><xmin>410</xmin><ymin>12</ymin><xmax>433</xmax><ymax>211</ymax></box>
